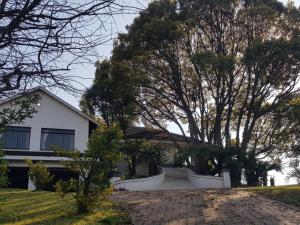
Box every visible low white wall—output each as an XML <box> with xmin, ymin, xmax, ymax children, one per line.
<box><xmin>112</xmin><ymin>169</ymin><xmax>165</xmax><ymax>191</ymax></box>
<box><xmin>164</xmin><ymin>167</ymin><xmax>231</xmax><ymax>189</ymax></box>
<box><xmin>188</xmin><ymin>170</ymin><xmax>224</xmax><ymax>188</ymax></box>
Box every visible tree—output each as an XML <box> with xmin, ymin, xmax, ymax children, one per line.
<box><xmin>289</xmin><ymin>160</ymin><xmax>300</xmax><ymax>181</ymax></box>
<box><xmin>111</xmin><ymin>0</ymin><xmax>300</xmax><ymax>185</ymax></box>
<box><xmin>118</xmin><ymin>140</ymin><xmax>144</xmax><ymax>178</ymax></box>
<box><xmin>80</xmin><ymin>60</ymin><xmax>139</xmax><ymax>136</ymax></box>
<box><xmin>0</xmin><ymin>0</ymin><xmax>138</xmax><ymax>96</ymax></box>
<box><xmin>285</xmin><ymin>96</ymin><xmax>300</xmax><ymax>182</ymax></box>
<box><xmin>26</xmin><ymin>160</ymin><xmax>54</xmax><ymax>191</ymax></box>
<box><xmin>139</xmin><ymin>143</ymin><xmax>166</xmax><ymax>176</ymax></box>
<box><xmin>0</xmin><ymin>0</ymin><xmax>139</xmax><ymax>128</ymax></box>
<box><xmin>119</xmin><ymin>140</ymin><xmax>165</xmax><ymax>178</ymax></box>
<box><xmin>56</xmin><ymin>125</ymin><xmax>122</xmax><ymax>214</ymax></box>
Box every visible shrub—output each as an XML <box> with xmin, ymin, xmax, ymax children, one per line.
<box><xmin>119</xmin><ymin>140</ymin><xmax>166</xmax><ymax>178</ymax></box>
<box><xmin>139</xmin><ymin>143</ymin><xmax>166</xmax><ymax>176</ymax></box>
<box><xmin>54</xmin><ymin>179</ymin><xmax>77</xmax><ymax>199</ymax></box>
<box><xmin>56</xmin><ymin>125</ymin><xmax>122</xmax><ymax>214</ymax></box>
<box><xmin>0</xmin><ymin>145</ymin><xmax>9</xmax><ymax>188</ymax></box>
<box><xmin>26</xmin><ymin>160</ymin><xmax>54</xmax><ymax>191</ymax></box>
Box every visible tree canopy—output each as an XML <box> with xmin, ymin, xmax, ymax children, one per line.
<box><xmin>111</xmin><ymin>0</ymin><xmax>300</xmax><ymax>153</ymax></box>
<box><xmin>80</xmin><ymin>60</ymin><xmax>140</xmax><ymax>136</ymax></box>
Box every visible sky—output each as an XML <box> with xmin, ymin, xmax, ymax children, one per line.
<box><xmin>53</xmin><ymin>0</ymin><xmax>299</xmax><ymax>185</ymax></box>
<box><xmin>54</xmin><ymin>0</ymin><xmax>150</xmax><ymax>108</ymax></box>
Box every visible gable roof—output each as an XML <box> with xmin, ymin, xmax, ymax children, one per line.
<box><xmin>0</xmin><ymin>86</ymin><xmax>97</xmax><ymax>124</ymax></box>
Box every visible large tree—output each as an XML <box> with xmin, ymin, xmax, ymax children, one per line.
<box><xmin>113</xmin><ymin>0</ymin><xmax>300</xmax><ymax>149</ymax></box>
<box><xmin>110</xmin><ymin>0</ymin><xmax>300</xmax><ymax>184</ymax></box>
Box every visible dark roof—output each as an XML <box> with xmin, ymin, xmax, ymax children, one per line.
<box><xmin>126</xmin><ymin>126</ymin><xmax>188</xmax><ymax>143</ymax></box>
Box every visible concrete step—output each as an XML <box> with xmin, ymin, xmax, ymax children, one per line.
<box><xmin>154</xmin><ymin>177</ymin><xmax>195</xmax><ymax>190</ymax></box>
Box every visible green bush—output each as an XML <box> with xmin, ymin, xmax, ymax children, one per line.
<box><xmin>26</xmin><ymin>160</ymin><xmax>54</xmax><ymax>191</ymax></box>
<box><xmin>56</xmin><ymin>125</ymin><xmax>122</xmax><ymax>214</ymax></box>
<box><xmin>0</xmin><ymin>146</ymin><xmax>9</xmax><ymax>188</ymax></box>
<box><xmin>181</xmin><ymin>144</ymin><xmax>281</xmax><ymax>187</ymax></box>
<box><xmin>54</xmin><ymin>179</ymin><xmax>77</xmax><ymax>199</ymax></box>
<box><xmin>119</xmin><ymin>140</ymin><xmax>166</xmax><ymax>178</ymax></box>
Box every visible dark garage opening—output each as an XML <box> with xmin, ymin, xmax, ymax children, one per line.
<box><xmin>45</xmin><ymin>168</ymin><xmax>79</xmax><ymax>191</ymax></box>
<box><xmin>8</xmin><ymin>167</ymin><xmax>29</xmax><ymax>189</ymax></box>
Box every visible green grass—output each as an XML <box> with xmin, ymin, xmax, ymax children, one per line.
<box><xmin>242</xmin><ymin>185</ymin><xmax>300</xmax><ymax>207</ymax></box>
<box><xmin>0</xmin><ymin>189</ymin><xmax>131</xmax><ymax>225</ymax></box>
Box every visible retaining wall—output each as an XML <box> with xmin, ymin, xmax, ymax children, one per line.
<box><xmin>164</xmin><ymin>167</ymin><xmax>231</xmax><ymax>188</ymax></box>
<box><xmin>112</xmin><ymin>168</ymin><xmax>165</xmax><ymax>191</ymax></box>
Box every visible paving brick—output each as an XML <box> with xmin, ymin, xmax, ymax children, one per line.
<box><xmin>111</xmin><ymin>190</ymin><xmax>300</xmax><ymax>225</ymax></box>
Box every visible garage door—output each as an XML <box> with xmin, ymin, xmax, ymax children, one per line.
<box><xmin>8</xmin><ymin>167</ymin><xmax>29</xmax><ymax>189</ymax></box>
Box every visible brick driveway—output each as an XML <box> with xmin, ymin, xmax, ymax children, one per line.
<box><xmin>112</xmin><ymin>190</ymin><xmax>300</xmax><ymax>225</ymax></box>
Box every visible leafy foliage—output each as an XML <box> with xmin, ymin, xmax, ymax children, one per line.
<box><xmin>56</xmin><ymin>125</ymin><xmax>122</xmax><ymax>214</ymax></box>
<box><xmin>0</xmin><ymin>146</ymin><xmax>8</xmax><ymax>188</ymax></box>
<box><xmin>177</xmin><ymin>144</ymin><xmax>281</xmax><ymax>186</ymax></box>
<box><xmin>119</xmin><ymin>140</ymin><xmax>166</xmax><ymax>178</ymax></box>
<box><xmin>80</xmin><ymin>60</ymin><xmax>139</xmax><ymax>136</ymax></box>
<box><xmin>0</xmin><ymin>94</ymin><xmax>39</xmax><ymax>128</ymax></box>
<box><xmin>139</xmin><ymin>143</ymin><xmax>167</xmax><ymax>176</ymax></box>
<box><xmin>289</xmin><ymin>159</ymin><xmax>300</xmax><ymax>180</ymax></box>
<box><xmin>108</xmin><ymin>0</ymin><xmax>300</xmax><ymax>185</ymax></box>
<box><xmin>26</xmin><ymin>160</ymin><xmax>54</xmax><ymax>191</ymax></box>
<box><xmin>114</xmin><ymin>0</ymin><xmax>300</xmax><ymax>147</ymax></box>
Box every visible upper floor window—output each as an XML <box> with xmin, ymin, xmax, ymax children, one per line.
<box><xmin>40</xmin><ymin>128</ymin><xmax>75</xmax><ymax>151</ymax></box>
<box><xmin>1</xmin><ymin>126</ymin><xmax>31</xmax><ymax>150</ymax></box>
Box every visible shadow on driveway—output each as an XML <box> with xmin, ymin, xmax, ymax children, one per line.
<box><xmin>111</xmin><ymin>189</ymin><xmax>300</xmax><ymax>225</ymax></box>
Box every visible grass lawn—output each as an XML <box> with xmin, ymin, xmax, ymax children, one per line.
<box><xmin>242</xmin><ymin>185</ymin><xmax>300</xmax><ymax>207</ymax></box>
<box><xmin>0</xmin><ymin>189</ymin><xmax>131</xmax><ymax>225</ymax></box>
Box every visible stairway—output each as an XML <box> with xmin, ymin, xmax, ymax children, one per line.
<box><xmin>154</xmin><ymin>167</ymin><xmax>195</xmax><ymax>190</ymax></box>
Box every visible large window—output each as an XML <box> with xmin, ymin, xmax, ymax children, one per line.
<box><xmin>40</xmin><ymin>128</ymin><xmax>75</xmax><ymax>150</ymax></box>
<box><xmin>1</xmin><ymin>127</ymin><xmax>31</xmax><ymax>150</ymax></box>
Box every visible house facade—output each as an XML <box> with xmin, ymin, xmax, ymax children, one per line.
<box><xmin>1</xmin><ymin>87</ymin><xmax>97</xmax><ymax>189</ymax></box>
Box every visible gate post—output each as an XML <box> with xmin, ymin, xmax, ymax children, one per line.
<box><xmin>222</xmin><ymin>169</ymin><xmax>231</xmax><ymax>188</ymax></box>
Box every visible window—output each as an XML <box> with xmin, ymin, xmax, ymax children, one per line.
<box><xmin>40</xmin><ymin>128</ymin><xmax>75</xmax><ymax>150</ymax></box>
<box><xmin>1</xmin><ymin>127</ymin><xmax>31</xmax><ymax>150</ymax></box>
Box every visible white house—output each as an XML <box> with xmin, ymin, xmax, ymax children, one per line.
<box><xmin>0</xmin><ymin>87</ymin><xmax>97</xmax><ymax>189</ymax></box>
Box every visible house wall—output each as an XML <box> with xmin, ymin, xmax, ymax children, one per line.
<box><xmin>1</xmin><ymin>90</ymin><xmax>89</xmax><ymax>153</ymax></box>
<box><xmin>1</xmin><ymin>90</ymin><xmax>91</xmax><ymax>190</ymax></box>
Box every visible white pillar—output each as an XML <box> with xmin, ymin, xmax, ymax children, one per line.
<box><xmin>28</xmin><ymin>177</ymin><xmax>36</xmax><ymax>191</ymax></box>
<box><xmin>222</xmin><ymin>169</ymin><xmax>231</xmax><ymax>188</ymax></box>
